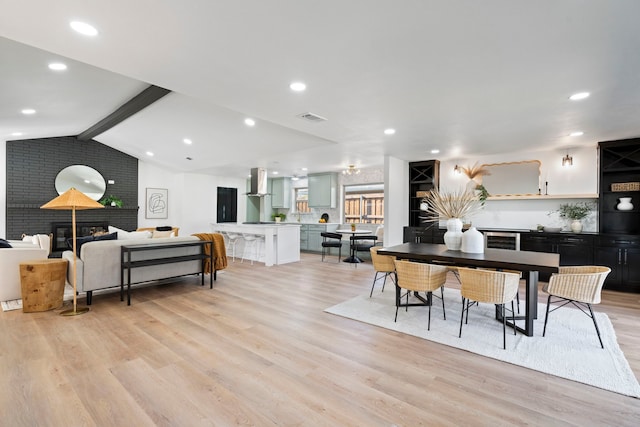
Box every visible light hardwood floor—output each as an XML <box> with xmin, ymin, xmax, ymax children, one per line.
<box><xmin>2</xmin><ymin>252</ymin><xmax>639</xmax><ymax>426</ymax></box>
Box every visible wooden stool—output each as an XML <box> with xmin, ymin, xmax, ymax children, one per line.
<box><xmin>19</xmin><ymin>259</ymin><xmax>68</xmax><ymax>313</ymax></box>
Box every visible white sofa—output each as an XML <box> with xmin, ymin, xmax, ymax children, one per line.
<box><xmin>0</xmin><ymin>247</ymin><xmax>49</xmax><ymax>301</ymax></box>
<box><xmin>7</xmin><ymin>234</ymin><xmax>51</xmax><ymax>255</ymax></box>
<box><xmin>62</xmin><ymin>236</ymin><xmax>204</xmax><ymax>305</ymax></box>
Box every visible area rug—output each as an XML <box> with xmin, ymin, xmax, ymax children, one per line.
<box><xmin>325</xmin><ymin>288</ymin><xmax>640</xmax><ymax>398</ymax></box>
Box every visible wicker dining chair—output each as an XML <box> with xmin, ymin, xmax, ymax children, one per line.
<box><xmin>393</xmin><ymin>259</ymin><xmax>448</xmax><ymax>330</ymax></box>
<box><xmin>543</xmin><ymin>266</ymin><xmax>611</xmax><ymax>348</ymax></box>
<box><xmin>457</xmin><ymin>267</ymin><xmax>520</xmax><ymax>349</ymax></box>
<box><xmin>369</xmin><ymin>247</ymin><xmax>396</xmax><ymax>297</ymax></box>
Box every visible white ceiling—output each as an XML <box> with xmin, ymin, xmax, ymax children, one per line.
<box><xmin>2</xmin><ymin>0</ymin><xmax>640</xmax><ymax>179</ymax></box>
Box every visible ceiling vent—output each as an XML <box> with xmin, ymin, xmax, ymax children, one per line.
<box><xmin>297</xmin><ymin>112</ymin><xmax>327</xmax><ymax>122</ymax></box>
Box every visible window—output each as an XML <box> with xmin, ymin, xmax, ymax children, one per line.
<box><xmin>344</xmin><ymin>184</ymin><xmax>384</xmax><ymax>224</ymax></box>
<box><xmin>295</xmin><ymin>188</ymin><xmax>311</xmax><ymax>213</ymax></box>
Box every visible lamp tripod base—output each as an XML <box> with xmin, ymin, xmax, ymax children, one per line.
<box><xmin>60</xmin><ymin>306</ymin><xmax>90</xmax><ymax>316</ymax></box>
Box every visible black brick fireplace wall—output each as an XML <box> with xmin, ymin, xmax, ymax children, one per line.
<box><xmin>6</xmin><ymin>136</ymin><xmax>139</xmax><ymax>253</ymax></box>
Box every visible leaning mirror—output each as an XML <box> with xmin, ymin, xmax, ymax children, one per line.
<box><xmin>55</xmin><ymin>165</ymin><xmax>106</xmax><ymax>201</ymax></box>
<box><xmin>480</xmin><ymin>160</ymin><xmax>541</xmax><ymax>196</ymax></box>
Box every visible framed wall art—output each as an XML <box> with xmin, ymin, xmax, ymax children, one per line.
<box><xmin>145</xmin><ymin>188</ymin><xmax>168</xmax><ymax>219</ymax></box>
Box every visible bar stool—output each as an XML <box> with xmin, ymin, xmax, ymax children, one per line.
<box><xmin>219</xmin><ymin>226</ymin><xmax>241</xmax><ymax>262</ymax></box>
<box><xmin>241</xmin><ymin>233</ymin><xmax>264</xmax><ymax>265</ymax></box>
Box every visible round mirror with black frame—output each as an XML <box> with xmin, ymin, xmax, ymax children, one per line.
<box><xmin>55</xmin><ymin>165</ymin><xmax>106</xmax><ymax>201</ymax></box>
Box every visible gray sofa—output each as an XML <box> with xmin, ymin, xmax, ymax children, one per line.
<box><xmin>62</xmin><ymin>236</ymin><xmax>204</xmax><ymax>304</ymax></box>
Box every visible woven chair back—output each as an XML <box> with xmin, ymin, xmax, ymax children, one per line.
<box><xmin>370</xmin><ymin>247</ymin><xmax>395</xmax><ymax>273</ymax></box>
<box><xmin>394</xmin><ymin>259</ymin><xmax>448</xmax><ymax>293</ymax></box>
<box><xmin>457</xmin><ymin>267</ymin><xmax>520</xmax><ymax>304</ymax></box>
<box><xmin>546</xmin><ymin>266</ymin><xmax>610</xmax><ymax>304</ymax></box>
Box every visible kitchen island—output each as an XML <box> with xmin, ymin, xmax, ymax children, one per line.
<box><xmin>212</xmin><ymin>223</ymin><xmax>300</xmax><ymax>266</ymax></box>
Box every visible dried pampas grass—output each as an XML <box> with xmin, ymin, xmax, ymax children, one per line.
<box><xmin>420</xmin><ymin>188</ymin><xmax>482</xmax><ymax>221</ymax></box>
<box><xmin>461</xmin><ymin>162</ymin><xmax>491</xmax><ymax>182</ymax></box>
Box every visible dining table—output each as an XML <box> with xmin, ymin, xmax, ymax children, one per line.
<box><xmin>335</xmin><ymin>228</ymin><xmax>373</xmax><ymax>263</ymax></box>
<box><xmin>378</xmin><ymin>243</ymin><xmax>560</xmax><ymax>337</ymax></box>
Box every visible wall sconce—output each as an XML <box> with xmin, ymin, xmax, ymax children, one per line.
<box><xmin>453</xmin><ymin>165</ymin><xmax>462</xmax><ymax>174</ymax></box>
<box><xmin>562</xmin><ymin>153</ymin><xmax>573</xmax><ymax>167</ymax></box>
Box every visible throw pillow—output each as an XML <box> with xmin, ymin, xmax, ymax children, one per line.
<box><xmin>66</xmin><ymin>235</ymin><xmax>95</xmax><ymax>256</ymax></box>
<box><xmin>108</xmin><ymin>225</ymin><xmax>152</xmax><ymax>240</ymax></box>
<box><xmin>152</xmin><ymin>230</ymin><xmax>173</xmax><ymax>238</ymax></box>
<box><xmin>94</xmin><ymin>232</ymin><xmax>117</xmax><ymax>241</ymax></box>
<box><xmin>156</xmin><ymin>226</ymin><xmax>173</xmax><ymax>231</ymax></box>
<box><xmin>0</xmin><ymin>238</ymin><xmax>13</xmax><ymax>248</ymax></box>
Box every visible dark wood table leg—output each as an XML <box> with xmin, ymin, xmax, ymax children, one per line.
<box><xmin>497</xmin><ymin>269</ymin><xmax>538</xmax><ymax>337</ymax></box>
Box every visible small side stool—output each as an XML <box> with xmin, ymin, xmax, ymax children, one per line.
<box><xmin>19</xmin><ymin>259</ymin><xmax>68</xmax><ymax>313</ymax></box>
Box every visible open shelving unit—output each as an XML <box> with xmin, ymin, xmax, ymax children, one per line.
<box><xmin>599</xmin><ymin>139</ymin><xmax>640</xmax><ymax>235</ymax></box>
<box><xmin>408</xmin><ymin>160</ymin><xmax>440</xmax><ymax>227</ymax></box>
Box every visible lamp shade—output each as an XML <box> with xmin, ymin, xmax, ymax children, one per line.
<box><xmin>40</xmin><ymin>187</ymin><xmax>105</xmax><ymax>210</ymax></box>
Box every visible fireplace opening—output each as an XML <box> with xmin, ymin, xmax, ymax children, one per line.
<box><xmin>51</xmin><ymin>222</ymin><xmax>109</xmax><ymax>252</ymax></box>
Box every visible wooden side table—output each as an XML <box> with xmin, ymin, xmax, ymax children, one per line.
<box><xmin>19</xmin><ymin>259</ymin><xmax>68</xmax><ymax>313</ymax></box>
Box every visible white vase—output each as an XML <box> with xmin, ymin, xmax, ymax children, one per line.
<box><xmin>444</xmin><ymin>218</ymin><xmax>463</xmax><ymax>251</ymax></box>
<box><xmin>570</xmin><ymin>219</ymin><xmax>583</xmax><ymax>233</ymax></box>
<box><xmin>461</xmin><ymin>227</ymin><xmax>484</xmax><ymax>253</ymax></box>
<box><xmin>617</xmin><ymin>197</ymin><xmax>633</xmax><ymax>211</ymax></box>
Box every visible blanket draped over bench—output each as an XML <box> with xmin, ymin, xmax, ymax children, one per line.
<box><xmin>192</xmin><ymin>233</ymin><xmax>227</xmax><ymax>274</ymax></box>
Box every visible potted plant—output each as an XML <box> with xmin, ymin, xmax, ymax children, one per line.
<box><xmin>99</xmin><ymin>194</ymin><xmax>123</xmax><ymax>208</ymax></box>
<box><xmin>553</xmin><ymin>202</ymin><xmax>594</xmax><ymax>233</ymax></box>
<box><xmin>271</xmin><ymin>212</ymin><xmax>286</xmax><ymax>222</ymax></box>
<box><xmin>420</xmin><ymin>188</ymin><xmax>483</xmax><ymax>250</ymax></box>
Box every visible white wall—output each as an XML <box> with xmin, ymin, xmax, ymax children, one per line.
<box><xmin>138</xmin><ymin>162</ymin><xmax>247</xmax><ymax>236</ymax></box>
<box><xmin>438</xmin><ymin>146</ymin><xmax>599</xmax><ymax>231</ymax></box>
<box><xmin>384</xmin><ymin>155</ymin><xmax>409</xmax><ymax>246</ymax></box>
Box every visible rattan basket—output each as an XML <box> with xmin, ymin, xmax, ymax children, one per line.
<box><xmin>611</xmin><ymin>182</ymin><xmax>640</xmax><ymax>192</ymax></box>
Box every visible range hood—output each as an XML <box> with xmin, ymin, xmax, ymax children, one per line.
<box><xmin>247</xmin><ymin>167</ymin><xmax>269</xmax><ymax>196</ymax></box>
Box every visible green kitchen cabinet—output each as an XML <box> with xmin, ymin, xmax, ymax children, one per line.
<box><xmin>271</xmin><ymin>177</ymin><xmax>291</xmax><ymax>208</ymax></box>
<box><xmin>308</xmin><ymin>173</ymin><xmax>338</xmax><ymax>208</ymax></box>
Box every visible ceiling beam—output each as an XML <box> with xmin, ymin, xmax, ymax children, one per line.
<box><xmin>77</xmin><ymin>85</ymin><xmax>171</xmax><ymax>141</ymax></box>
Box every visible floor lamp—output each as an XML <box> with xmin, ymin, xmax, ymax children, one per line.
<box><xmin>41</xmin><ymin>187</ymin><xmax>104</xmax><ymax>316</ymax></box>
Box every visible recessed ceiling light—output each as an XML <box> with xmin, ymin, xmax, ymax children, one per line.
<box><xmin>301</xmin><ymin>167</ymin><xmax>308</xmax><ymax>171</ymax></box>
<box><xmin>570</xmin><ymin>131</ymin><xmax>584</xmax><ymax>137</ymax></box>
<box><xmin>272</xmin><ymin>171</ymin><xmax>279</xmax><ymax>175</ymax></box>
<box><xmin>384</xmin><ymin>128</ymin><xmax>396</xmax><ymax>135</ymax></box>
<box><xmin>431</xmin><ymin>149</ymin><xmax>440</xmax><ymax>154</ymax></box>
<box><xmin>70</xmin><ymin>21</ymin><xmax>98</xmax><ymax>36</ymax></box>
<box><xmin>183</xmin><ymin>138</ymin><xmax>192</xmax><ymax>145</ymax></box>
<box><xmin>21</xmin><ymin>109</ymin><xmax>36</xmax><ymax>115</ymax></box>
<box><xmin>244</xmin><ymin>118</ymin><xmax>255</xmax><ymax>127</ymax></box>
<box><xmin>146</xmin><ymin>151</ymin><xmax>154</xmax><ymax>157</ymax></box>
<box><xmin>11</xmin><ymin>132</ymin><xmax>23</xmax><ymax>136</ymax></box>
<box><xmin>48</xmin><ymin>62</ymin><xmax>67</xmax><ymax>71</ymax></box>
<box><xmin>289</xmin><ymin>82</ymin><xmax>306</xmax><ymax>92</ymax></box>
<box><xmin>569</xmin><ymin>92</ymin><xmax>590</xmax><ymax>101</ymax></box>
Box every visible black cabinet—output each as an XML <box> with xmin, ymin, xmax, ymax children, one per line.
<box><xmin>595</xmin><ymin>235</ymin><xmax>640</xmax><ymax>293</ymax></box>
<box><xmin>596</xmin><ymin>138</ymin><xmax>640</xmax><ymax>292</ymax></box>
<box><xmin>403</xmin><ymin>225</ymin><xmax>444</xmax><ymax>244</ymax></box>
<box><xmin>408</xmin><ymin>160</ymin><xmax>440</xmax><ymax>227</ymax></box>
<box><xmin>521</xmin><ymin>232</ymin><xmax>594</xmax><ymax>281</ymax></box>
